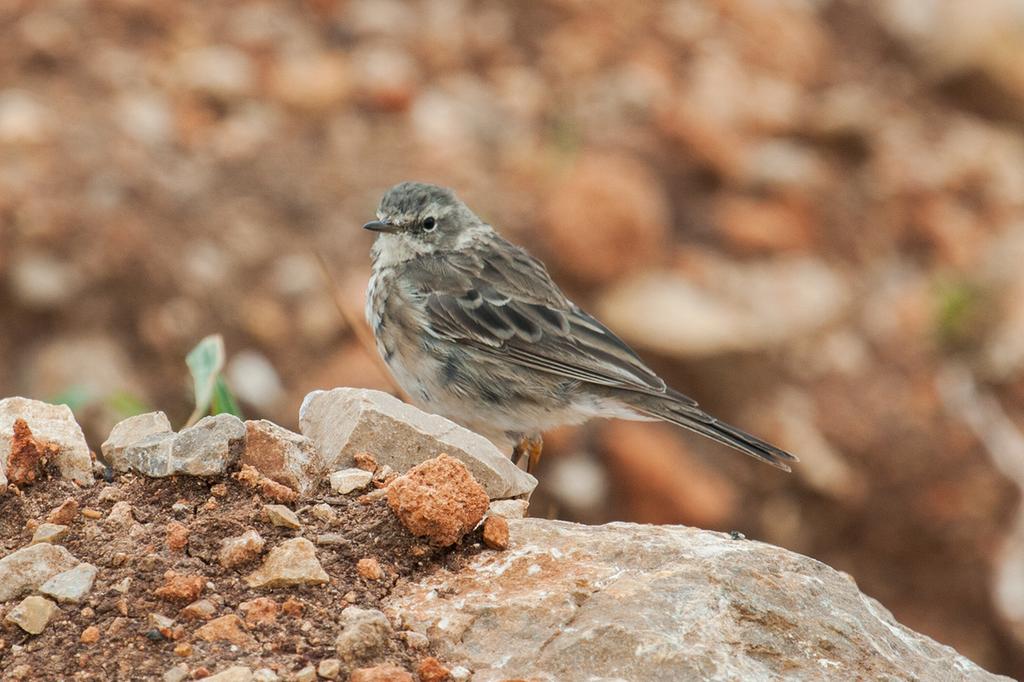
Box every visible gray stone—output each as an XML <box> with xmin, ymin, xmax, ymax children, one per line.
<box><xmin>0</xmin><ymin>396</ymin><xmax>93</xmax><ymax>486</ymax></box>
<box><xmin>242</xmin><ymin>420</ymin><xmax>324</xmax><ymax>495</ymax></box>
<box><xmin>299</xmin><ymin>388</ymin><xmax>536</xmax><ymax>499</ymax></box>
<box><xmin>5</xmin><ymin>595</ymin><xmax>58</xmax><ymax>634</ymax></box>
<box><xmin>163</xmin><ymin>664</ymin><xmax>190</xmax><ymax>682</ymax></box>
<box><xmin>38</xmin><ymin>563</ymin><xmax>98</xmax><ymax>603</ymax></box>
<box><xmin>172</xmin><ymin>414</ymin><xmax>246</xmax><ymax>476</ymax></box>
<box><xmin>317</xmin><ymin>658</ymin><xmax>341</xmax><ymax>680</ymax></box>
<box><xmin>290</xmin><ymin>667</ymin><xmax>316</xmax><ymax>682</ymax></box>
<box><xmin>245</xmin><ymin>538</ymin><xmax>328</xmax><ymax>588</ymax></box>
<box><xmin>30</xmin><ymin>523</ymin><xmax>68</xmax><ymax>545</ymax></box>
<box><xmin>334</xmin><ymin>606</ymin><xmax>393</xmax><ymax>664</ymax></box>
<box><xmin>383</xmin><ymin>519</ymin><xmax>1008</xmax><ymax>682</ymax></box>
<box><xmin>101</xmin><ymin>411</ymin><xmax>173</xmax><ymax>473</ymax></box>
<box><xmin>0</xmin><ymin>543</ymin><xmax>79</xmax><ymax>601</ymax></box>
<box><xmin>252</xmin><ymin>669</ymin><xmax>279</xmax><ymax>682</ymax></box>
<box><xmin>120</xmin><ymin>432</ymin><xmax>176</xmax><ymax>477</ymax></box>
<box><xmin>329</xmin><ymin>468</ymin><xmax>373</xmax><ymax>494</ymax></box>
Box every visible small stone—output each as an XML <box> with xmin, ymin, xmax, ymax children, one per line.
<box><xmin>334</xmin><ymin>607</ymin><xmax>393</xmax><ymax>664</ymax></box>
<box><xmin>181</xmin><ymin>599</ymin><xmax>216</xmax><ymax>621</ymax></box>
<box><xmin>234</xmin><ymin>464</ymin><xmax>299</xmax><ymax>503</ymax></box>
<box><xmin>163</xmin><ymin>663</ymin><xmax>190</xmax><ymax>682</ymax></box>
<box><xmin>97</xmin><ymin>486</ymin><xmax>125</xmax><ymax>504</ymax></box>
<box><xmin>315</xmin><ymin>533</ymin><xmax>348</xmax><ymax>547</ymax></box>
<box><xmin>448</xmin><ymin>667</ymin><xmax>470</xmax><ymax>681</ymax></box>
<box><xmin>387</xmin><ymin>455</ymin><xmax>490</xmax><ymax>547</ymax></box>
<box><xmin>239</xmin><ymin>597</ymin><xmax>278</xmax><ymax>628</ymax></box>
<box><xmin>245</xmin><ymin>538</ymin><xmax>329</xmax><ymax>588</ymax></box>
<box><xmin>204</xmin><ymin>665</ymin><xmax>254</xmax><ymax>682</ymax></box>
<box><xmin>219</xmin><ymin>530</ymin><xmax>265</xmax><ymax>568</ymax></box>
<box><xmin>291</xmin><ymin>666</ymin><xmax>316</xmax><ymax>682</ymax></box>
<box><xmin>353</xmin><ymin>452</ymin><xmax>377</xmax><ymax>472</ymax></box>
<box><xmin>5</xmin><ymin>595</ymin><xmax>58</xmax><ymax>634</ymax></box>
<box><xmin>172</xmin><ymin>414</ymin><xmax>246</xmax><ymax>476</ymax></box>
<box><xmin>482</xmin><ymin>516</ymin><xmax>510</xmax><ymax>551</ymax></box>
<box><xmin>330</xmin><ymin>468</ymin><xmax>373</xmax><ymax>495</ymax></box>
<box><xmin>80</xmin><ymin>625</ymin><xmax>100</xmax><ymax>643</ymax></box>
<box><xmin>0</xmin><ymin>542</ymin><xmax>78</xmax><ymax>601</ymax></box>
<box><xmin>149</xmin><ymin>612</ymin><xmax>176</xmax><ymax>638</ymax></box>
<box><xmin>30</xmin><ymin>522</ymin><xmax>68</xmax><ymax>545</ymax></box>
<box><xmin>356</xmin><ymin>557</ymin><xmax>384</xmax><ymax>581</ymax></box>
<box><xmin>400</xmin><ymin>630</ymin><xmax>430</xmax><ymax>650</ymax></box>
<box><xmin>101</xmin><ymin>411</ymin><xmax>174</xmax><ymax>475</ymax></box>
<box><xmin>281</xmin><ymin>597</ymin><xmax>304</xmax><ymax>617</ymax></box>
<box><xmin>486</xmin><ymin>499</ymin><xmax>529</xmax><ymax>520</ymax></box>
<box><xmin>264</xmin><ymin>504</ymin><xmax>301</xmax><ymax>529</ymax></box>
<box><xmin>210</xmin><ymin>483</ymin><xmax>228</xmax><ymax>497</ymax></box>
<box><xmin>106</xmin><ymin>501</ymin><xmax>135</xmax><ymax>527</ymax></box>
<box><xmin>81</xmin><ymin>508</ymin><xmax>102</xmax><ymax>519</ymax></box>
<box><xmin>46</xmin><ymin>498</ymin><xmax>78</xmax><ymax>525</ymax></box>
<box><xmin>310</xmin><ymin>503</ymin><xmax>336</xmax><ymax>524</ymax></box>
<box><xmin>166</xmin><ymin>522</ymin><xmax>189</xmax><ymax>552</ymax></box>
<box><xmin>174</xmin><ymin>642</ymin><xmax>193</xmax><ymax>657</ymax></box>
<box><xmin>38</xmin><ymin>562</ymin><xmax>97</xmax><ymax>603</ymax></box>
<box><xmin>154</xmin><ymin>573</ymin><xmax>204</xmax><ymax>603</ymax></box>
<box><xmin>0</xmin><ymin>397</ymin><xmax>93</xmax><ymax>485</ymax></box>
<box><xmin>349</xmin><ymin>665</ymin><xmax>413</xmax><ymax>682</ymax></box>
<box><xmin>196</xmin><ymin>614</ymin><xmax>253</xmax><ymax>646</ymax></box>
<box><xmin>317</xmin><ymin>659</ymin><xmax>342</xmax><ymax>680</ymax></box>
<box><xmin>253</xmin><ymin>669</ymin><xmax>279</xmax><ymax>682</ymax></box>
<box><xmin>417</xmin><ymin>657</ymin><xmax>450</xmax><ymax>682</ymax></box>
<box><xmin>242</xmin><ymin>420</ymin><xmax>324</xmax><ymax>496</ymax></box>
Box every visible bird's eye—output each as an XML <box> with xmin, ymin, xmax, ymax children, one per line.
<box><xmin>422</xmin><ymin>216</ymin><xmax>436</xmax><ymax>231</ymax></box>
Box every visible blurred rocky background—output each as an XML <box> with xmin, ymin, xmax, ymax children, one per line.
<box><xmin>1</xmin><ymin>0</ymin><xmax>1023</xmax><ymax>676</ymax></box>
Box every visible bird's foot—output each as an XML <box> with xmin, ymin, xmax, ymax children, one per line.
<box><xmin>512</xmin><ymin>434</ymin><xmax>543</xmax><ymax>474</ymax></box>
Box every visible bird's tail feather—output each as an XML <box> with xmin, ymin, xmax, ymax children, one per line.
<box><xmin>630</xmin><ymin>393</ymin><xmax>798</xmax><ymax>471</ymax></box>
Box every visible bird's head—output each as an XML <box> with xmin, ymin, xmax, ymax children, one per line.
<box><xmin>365</xmin><ymin>182</ymin><xmax>483</xmax><ymax>264</ymax></box>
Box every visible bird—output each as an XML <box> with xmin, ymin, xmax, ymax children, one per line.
<box><xmin>364</xmin><ymin>181</ymin><xmax>797</xmax><ymax>473</ymax></box>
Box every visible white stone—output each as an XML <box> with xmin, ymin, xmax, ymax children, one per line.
<box><xmin>329</xmin><ymin>468</ymin><xmax>373</xmax><ymax>494</ymax></box>
<box><xmin>0</xmin><ymin>543</ymin><xmax>79</xmax><ymax>601</ymax></box>
<box><xmin>101</xmin><ymin>412</ymin><xmax>174</xmax><ymax>475</ymax></box>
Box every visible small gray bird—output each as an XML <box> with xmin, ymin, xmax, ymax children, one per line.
<box><xmin>365</xmin><ymin>181</ymin><xmax>797</xmax><ymax>472</ymax></box>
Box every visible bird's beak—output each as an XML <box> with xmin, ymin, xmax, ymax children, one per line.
<box><xmin>363</xmin><ymin>220</ymin><xmax>399</xmax><ymax>234</ymax></box>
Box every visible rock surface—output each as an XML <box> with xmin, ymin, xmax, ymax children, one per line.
<box><xmin>38</xmin><ymin>562</ymin><xmax>98</xmax><ymax>603</ymax></box>
<box><xmin>0</xmin><ymin>542</ymin><xmax>79</xmax><ymax>601</ymax></box>
<box><xmin>0</xmin><ymin>397</ymin><xmax>93</xmax><ymax>486</ymax></box>
<box><xmin>100</xmin><ymin>411</ymin><xmax>174</xmax><ymax>474</ymax></box>
<box><xmin>384</xmin><ymin>519</ymin><xmax>1008</xmax><ymax>682</ymax></box>
<box><xmin>5</xmin><ymin>595</ymin><xmax>59</xmax><ymax>634</ymax></box>
<box><xmin>172</xmin><ymin>414</ymin><xmax>246</xmax><ymax>476</ymax></box>
<box><xmin>299</xmin><ymin>388</ymin><xmax>535</xmax><ymax>499</ymax></box>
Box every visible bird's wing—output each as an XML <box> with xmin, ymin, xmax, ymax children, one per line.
<box><xmin>407</xmin><ymin>235</ymin><xmax>682</xmax><ymax>397</ymax></box>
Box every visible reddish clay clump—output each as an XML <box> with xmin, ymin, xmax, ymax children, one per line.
<box><xmin>7</xmin><ymin>419</ymin><xmax>59</xmax><ymax>485</ymax></box>
<box><xmin>386</xmin><ymin>454</ymin><xmax>489</xmax><ymax>547</ymax></box>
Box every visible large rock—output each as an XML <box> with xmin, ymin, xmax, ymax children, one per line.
<box><xmin>0</xmin><ymin>397</ymin><xmax>93</xmax><ymax>486</ymax></box>
<box><xmin>384</xmin><ymin>520</ymin><xmax>1007</xmax><ymax>682</ymax></box>
<box><xmin>299</xmin><ymin>388</ymin><xmax>536</xmax><ymax>500</ymax></box>
<box><xmin>172</xmin><ymin>414</ymin><xmax>246</xmax><ymax>476</ymax></box>
<box><xmin>0</xmin><ymin>543</ymin><xmax>79</xmax><ymax>602</ymax></box>
<box><xmin>101</xmin><ymin>412</ymin><xmax>245</xmax><ymax>478</ymax></box>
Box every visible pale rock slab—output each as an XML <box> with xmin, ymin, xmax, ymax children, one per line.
<box><xmin>0</xmin><ymin>543</ymin><xmax>80</xmax><ymax>601</ymax></box>
<box><xmin>38</xmin><ymin>562</ymin><xmax>98</xmax><ymax>603</ymax></box>
<box><xmin>101</xmin><ymin>411</ymin><xmax>174</xmax><ymax>475</ymax></box>
<box><xmin>329</xmin><ymin>468</ymin><xmax>373</xmax><ymax>494</ymax></box>
<box><xmin>245</xmin><ymin>538</ymin><xmax>328</xmax><ymax>588</ymax></box>
<box><xmin>384</xmin><ymin>519</ymin><xmax>1009</xmax><ymax>682</ymax></box>
<box><xmin>299</xmin><ymin>388</ymin><xmax>536</xmax><ymax>499</ymax></box>
<box><xmin>5</xmin><ymin>595</ymin><xmax>59</xmax><ymax>634</ymax></box>
<box><xmin>0</xmin><ymin>396</ymin><xmax>93</xmax><ymax>485</ymax></box>
<box><xmin>242</xmin><ymin>420</ymin><xmax>324</xmax><ymax>496</ymax></box>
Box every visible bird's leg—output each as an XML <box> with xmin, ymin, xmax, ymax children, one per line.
<box><xmin>512</xmin><ymin>434</ymin><xmax>544</xmax><ymax>473</ymax></box>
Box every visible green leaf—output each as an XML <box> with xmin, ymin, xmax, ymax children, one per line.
<box><xmin>50</xmin><ymin>385</ymin><xmax>94</xmax><ymax>412</ymax></box>
<box><xmin>185</xmin><ymin>334</ymin><xmax>226</xmax><ymax>427</ymax></box>
<box><xmin>107</xmin><ymin>391</ymin><xmax>151</xmax><ymax>419</ymax></box>
<box><xmin>211</xmin><ymin>375</ymin><xmax>244</xmax><ymax>420</ymax></box>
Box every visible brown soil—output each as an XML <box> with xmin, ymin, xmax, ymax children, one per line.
<box><xmin>0</xmin><ymin>474</ymin><xmax>484</xmax><ymax>680</ymax></box>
